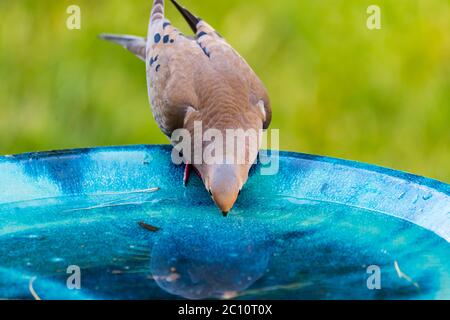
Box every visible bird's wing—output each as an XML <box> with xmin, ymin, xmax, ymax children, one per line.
<box><xmin>146</xmin><ymin>0</ymin><xmax>216</xmax><ymax>137</ymax></box>
<box><xmin>170</xmin><ymin>0</ymin><xmax>272</xmax><ymax>129</ymax></box>
<box><xmin>101</xmin><ymin>0</ymin><xmax>272</xmax><ymax>138</ymax></box>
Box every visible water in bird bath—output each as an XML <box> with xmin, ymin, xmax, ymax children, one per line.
<box><xmin>0</xmin><ymin>189</ymin><xmax>449</xmax><ymax>300</ymax></box>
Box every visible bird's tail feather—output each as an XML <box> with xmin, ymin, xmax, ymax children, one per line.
<box><xmin>99</xmin><ymin>34</ymin><xmax>143</xmax><ymax>46</ymax></box>
<box><xmin>150</xmin><ymin>0</ymin><xmax>165</xmax><ymax>25</ymax></box>
<box><xmin>99</xmin><ymin>34</ymin><xmax>147</xmax><ymax>61</ymax></box>
<box><xmin>170</xmin><ymin>0</ymin><xmax>200</xmax><ymax>33</ymax></box>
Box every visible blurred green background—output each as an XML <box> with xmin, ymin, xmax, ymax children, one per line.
<box><xmin>0</xmin><ymin>0</ymin><xmax>448</xmax><ymax>181</ymax></box>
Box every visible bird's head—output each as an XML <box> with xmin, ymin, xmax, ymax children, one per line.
<box><xmin>198</xmin><ymin>164</ymin><xmax>248</xmax><ymax>216</ymax></box>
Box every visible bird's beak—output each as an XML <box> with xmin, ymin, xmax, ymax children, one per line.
<box><xmin>211</xmin><ymin>189</ymin><xmax>239</xmax><ymax>217</ymax></box>
<box><xmin>206</xmin><ymin>164</ymin><xmax>245</xmax><ymax>216</ymax></box>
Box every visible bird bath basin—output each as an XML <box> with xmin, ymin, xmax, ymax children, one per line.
<box><xmin>0</xmin><ymin>145</ymin><xmax>449</xmax><ymax>300</ymax></box>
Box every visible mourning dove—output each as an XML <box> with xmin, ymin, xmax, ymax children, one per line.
<box><xmin>100</xmin><ymin>0</ymin><xmax>272</xmax><ymax>216</ymax></box>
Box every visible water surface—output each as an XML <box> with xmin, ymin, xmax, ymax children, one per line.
<box><xmin>0</xmin><ymin>189</ymin><xmax>448</xmax><ymax>300</ymax></box>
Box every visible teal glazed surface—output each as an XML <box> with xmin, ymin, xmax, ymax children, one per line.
<box><xmin>0</xmin><ymin>145</ymin><xmax>449</xmax><ymax>300</ymax></box>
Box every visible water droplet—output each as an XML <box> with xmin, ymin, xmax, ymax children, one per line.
<box><xmin>422</xmin><ymin>193</ymin><xmax>433</xmax><ymax>201</ymax></box>
<box><xmin>143</xmin><ymin>154</ymin><xmax>153</xmax><ymax>165</ymax></box>
<box><xmin>398</xmin><ymin>191</ymin><xmax>407</xmax><ymax>200</ymax></box>
<box><xmin>320</xmin><ymin>183</ymin><xmax>330</xmax><ymax>194</ymax></box>
<box><xmin>51</xmin><ymin>257</ymin><xmax>64</xmax><ymax>263</ymax></box>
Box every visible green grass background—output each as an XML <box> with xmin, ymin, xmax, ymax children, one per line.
<box><xmin>0</xmin><ymin>0</ymin><xmax>448</xmax><ymax>182</ymax></box>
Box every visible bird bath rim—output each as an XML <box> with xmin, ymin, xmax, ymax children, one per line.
<box><xmin>2</xmin><ymin>144</ymin><xmax>448</xmax><ymax>186</ymax></box>
<box><xmin>0</xmin><ymin>144</ymin><xmax>449</xmax><ymax>243</ymax></box>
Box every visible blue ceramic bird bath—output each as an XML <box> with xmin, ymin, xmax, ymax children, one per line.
<box><xmin>0</xmin><ymin>145</ymin><xmax>449</xmax><ymax>300</ymax></box>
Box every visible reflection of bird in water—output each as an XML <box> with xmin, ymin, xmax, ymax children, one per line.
<box><xmin>149</xmin><ymin>218</ymin><xmax>270</xmax><ymax>300</ymax></box>
<box><xmin>100</xmin><ymin>0</ymin><xmax>272</xmax><ymax>216</ymax></box>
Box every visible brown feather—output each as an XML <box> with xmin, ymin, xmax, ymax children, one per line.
<box><xmin>103</xmin><ymin>0</ymin><xmax>272</xmax><ymax>214</ymax></box>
